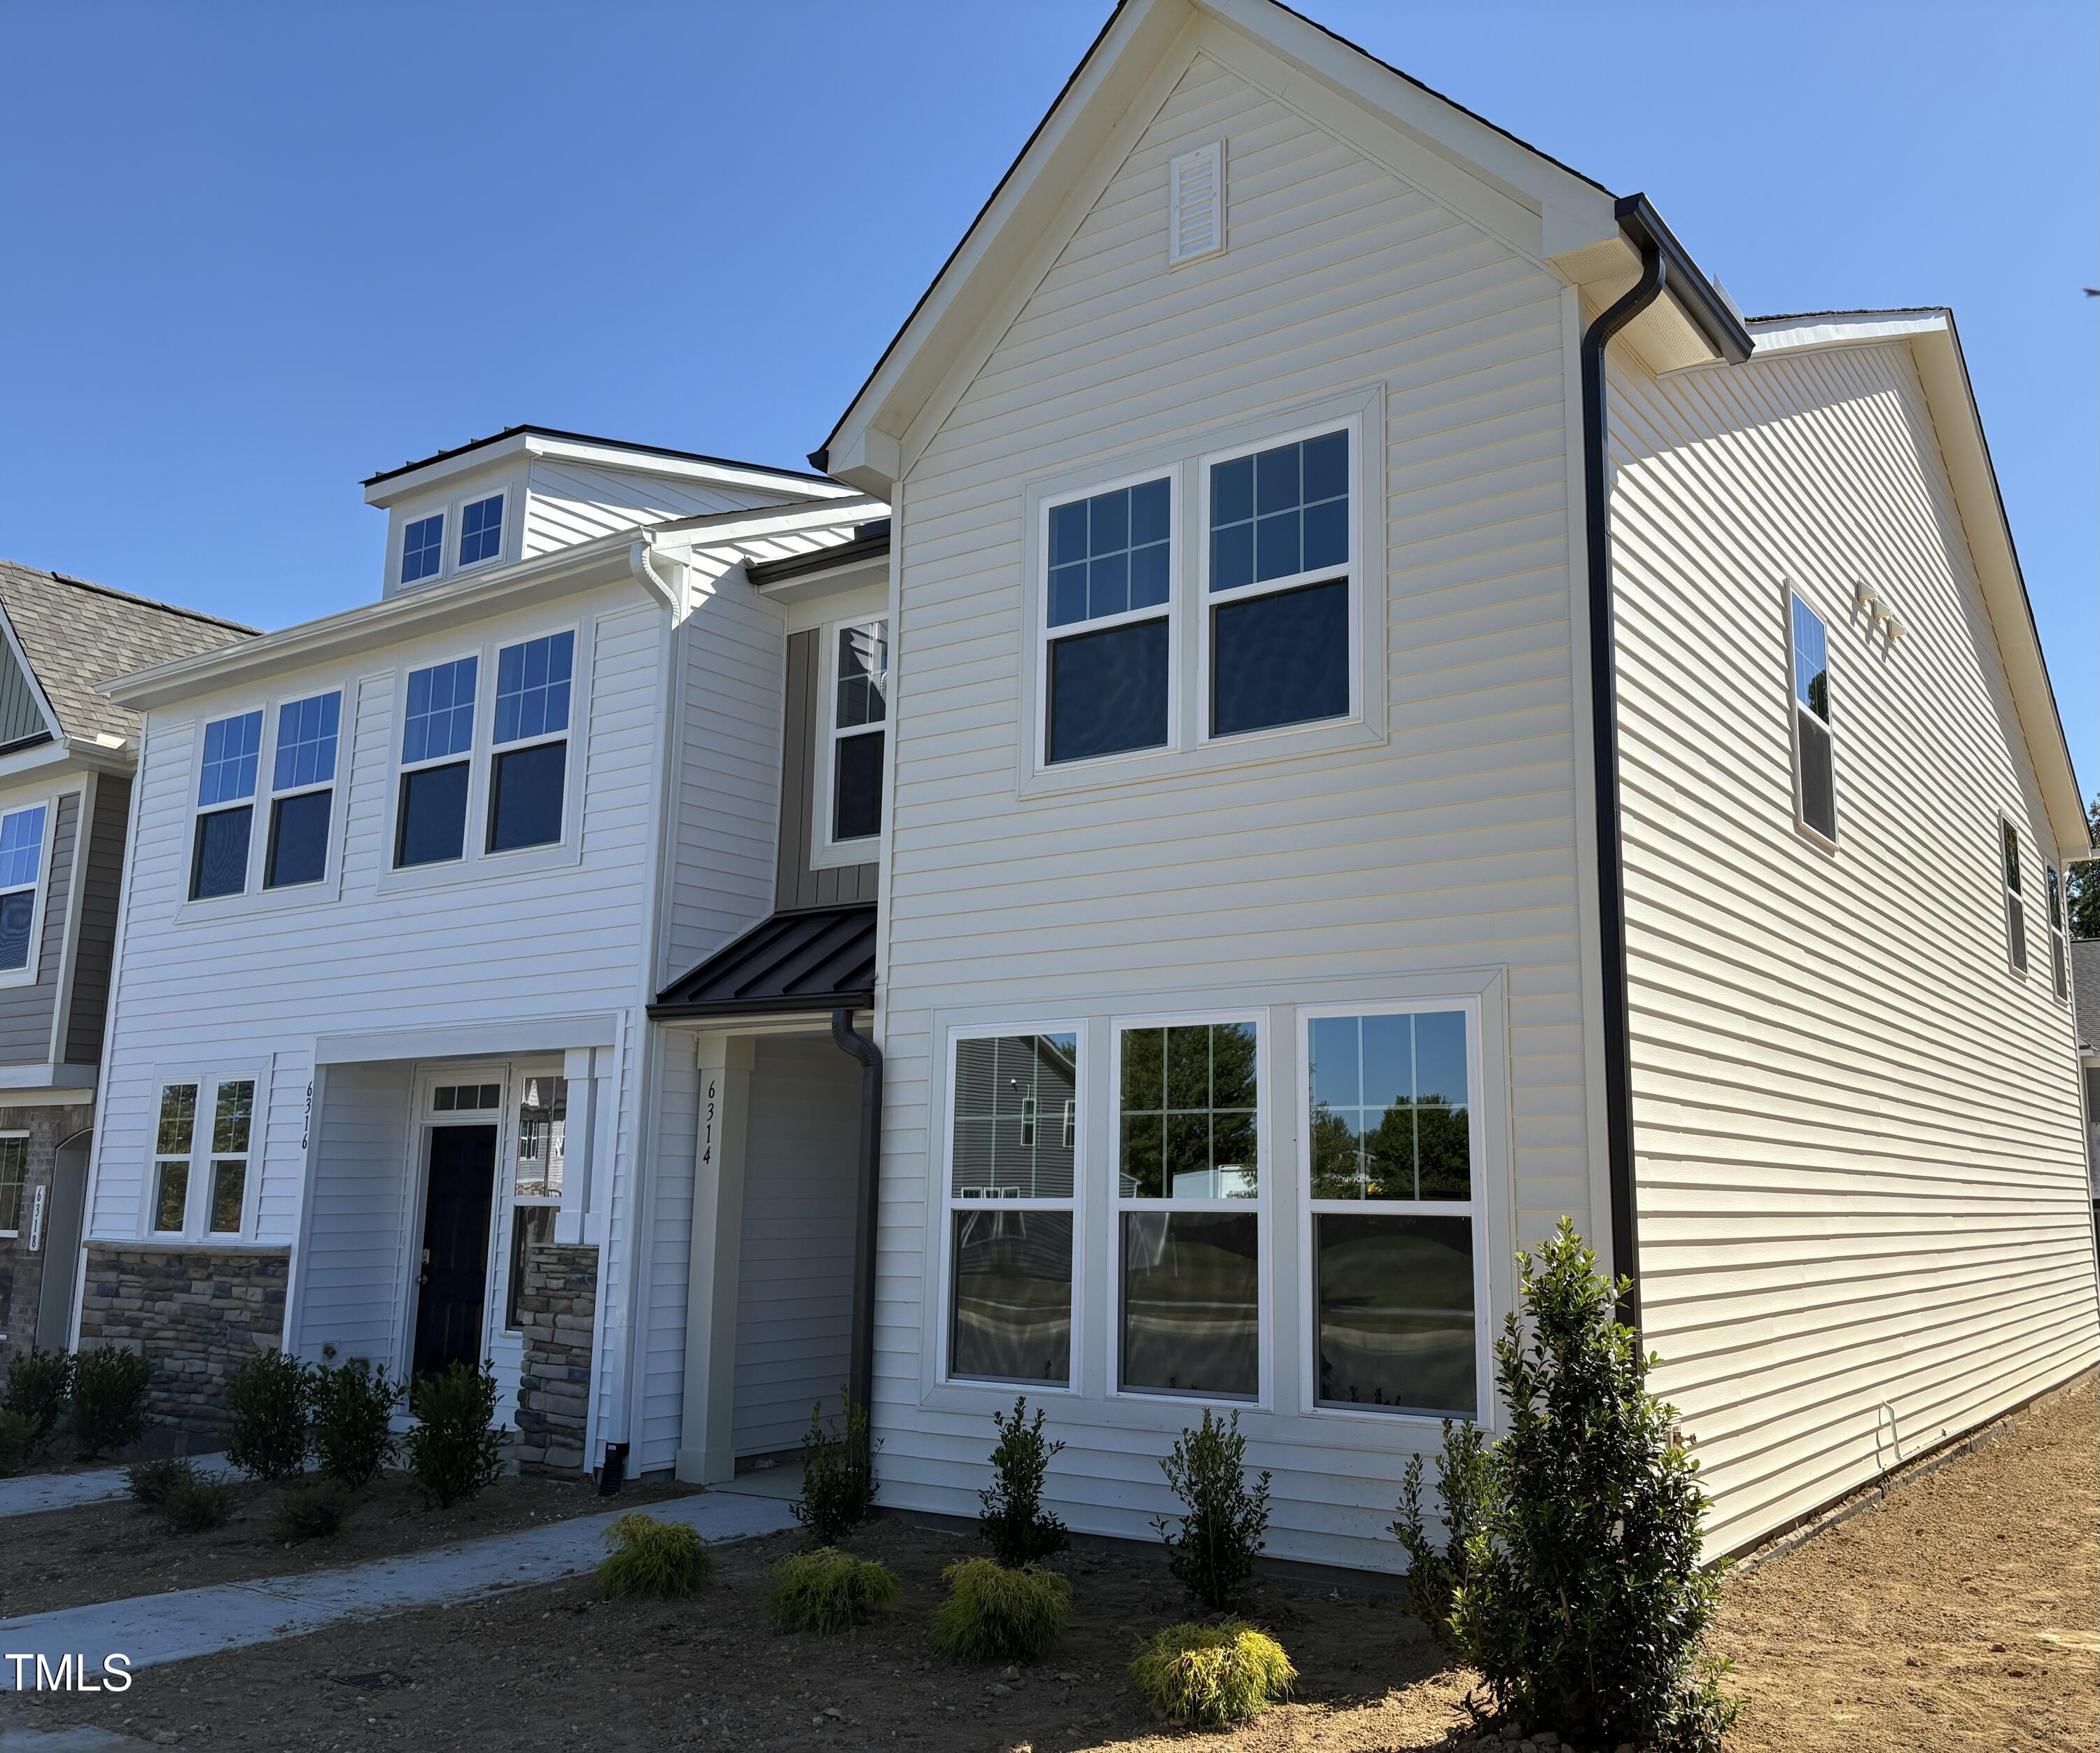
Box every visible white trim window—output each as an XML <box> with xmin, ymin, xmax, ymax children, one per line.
<box><xmin>2047</xmin><ymin>864</ymin><xmax>2070</xmax><ymax>1001</ymax></box>
<box><xmin>1041</xmin><ymin>474</ymin><xmax>1174</xmax><ymax>766</ymax></box>
<box><xmin>395</xmin><ymin>655</ymin><xmax>479</xmax><ymax>868</ymax></box>
<box><xmin>457</xmin><ymin>493</ymin><xmax>505</xmax><ymax>569</ymax></box>
<box><xmin>2001</xmin><ymin>816</ymin><xmax>2028</xmax><ymax>976</ymax></box>
<box><xmin>205</xmin><ymin>1078</ymin><xmax>255</xmax><ymax>1236</ymax></box>
<box><xmin>1788</xmin><ymin>593</ymin><xmax>1837</xmax><ymax>844</ymax></box>
<box><xmin>826</xmin><ymin>619</ymin><xmax>889</xmax><ymax>846</ymax></box>
<box><xmin>504</xmin><ymin>1073</ymin><xmax>566</xmax><ymax>1330</ymax></box>
<box><xmin>401</xmin><ymin>512</ymin><xmax>445</xmax><ymax>586</ymax></box>
<box><xmin>190</xmin><ymin>710</ymin><xmax>262</xmax><ymax>899</ymax></box>
<box><xmin>943</xmin><ymin>1028</ymin><xmax>1079</xmax><ymax>1388</ymax></box>
<box><xmin>263</xmin><ymin>691</ymin><xmax>342</xmax><ymax>889</ymax></box>
<box><xmin>1113</xmin><ymin>1015</ymin><xmax>1261</xmax><ymax>1402</ymax></box>
<box><xmin>1302</xmin><ymin>1001</ymin><xmax>1484</xmax><ymax>1419</ymax></box>
<box><xmin>488</xmin><ymin>631</ymin><xmax>575</xmax><ymax>854</ymax></box>
<box><xmin>1201</xmin><ymin>424</ymin><xmax>1354</xmax><ymax>740</ymax></box>
<box><xmin>0</xmin><ymin>1133</ymin><xmax>24</xmax><ymax>1236</ymax></box>
<box><xmin>0</xmin><ymin>802</ymin><xmax>49</xmax><ymax>974</ymax></box>
<box><xmin>150</xmin><ymin>1076</ymin><xmax>255</xmax><ymax>1237</ymax></box>
<box><xmin>149</xmin><ymin>1082</ymin><xmax>198</xmax><ymax>1234</ymax></box>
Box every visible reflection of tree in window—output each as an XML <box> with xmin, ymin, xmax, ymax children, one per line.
<box><xmin>1118</xmin><ymin>1022</ymin><xmax>1258</xmax><ymax>1199</ymax></box>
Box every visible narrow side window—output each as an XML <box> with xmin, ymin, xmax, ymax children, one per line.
<box><xmin>1788</xmin><ymin>593</ymin><xmax>1836</xmax><ymax>844</ymax></box>
<box><xmin>0</xmin><ymin>1137</ymin><xmax>25</xmax><ymax>1235</ymax></box>
<box><xmin>1043</xmin><ymin>478</ymin><xmax>1172</xmax><ymax>765</ymax></box>
<box><xmin>2001</xmin><ymin>818</ymin><xmax>2028</xmax><ymax>975</ymax></box>
<box><xmin>151</xmin><ymin>1082</ymin><xmax>199</xmax><ymax>1235</ymax></box>
<box><xmin>207</xmin><ymin>1078</ymin><xmax>255</xmax><ymax>1236</ymax></box>
<box><xmin>2047</xmin><ymin>864</ymin><xmax>2069</xmax><ymax>1000</ymax></box>
<box><xmin>829</xmin><ymin>620</ymin><xmax>888</xmax><ymax>844</ymax></box>
<box><xmin>0</xmin><ymin>803</ymin><xmax>48</xmax><ymax>970</ymax></box>
<box><xmin>192</xmin><ymin>711</ymin><xmax>262</xmax><ymax>900</ymax></box>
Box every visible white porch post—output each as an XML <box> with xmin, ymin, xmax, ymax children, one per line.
<box><xmin>556</xmin><ymin>1046</ymin><xmax>608</xmax><ymax>1246</ymax></box>
<box><xmin>676</xmin><ymin>1033</ymin><xmax>752</xmax><ymax>1485</ymax></box>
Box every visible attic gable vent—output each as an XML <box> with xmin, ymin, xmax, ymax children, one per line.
<box><xmin>1168</xmin><ymin>141</ymin><xmax>1224</xmax><ymax>266</ymax></box>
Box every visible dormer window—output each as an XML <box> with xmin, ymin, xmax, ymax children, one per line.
<box><xmin>402</xmin><ymin>514</ymin><xmax>445</xmax><ymax>585</ymax></box>
<box><xmin>459</xmin><ymin>494</ymin><xmax>505</xmax><ymax>568</ymax></box>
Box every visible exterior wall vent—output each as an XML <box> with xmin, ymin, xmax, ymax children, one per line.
<box><xmin>1168</xmin><ymin>141</ymin><xmax>1224</xmax><ymax>266</ymax></box>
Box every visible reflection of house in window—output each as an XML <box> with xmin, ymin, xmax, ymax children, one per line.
<box><xmin>950</xmin><ymin>1033</ymin><xmax>1077</xmax><ymax>1199</ymax></box>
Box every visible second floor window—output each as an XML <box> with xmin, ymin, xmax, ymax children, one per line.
<box><xmin>489</xmin><ymin>631</ymin><xmax>574</xmax><ymax>853</ymax></box>
<box><xmin>1043</xmin><ymin>477</ymin><xmax>1172</xmax><ymax>764</ymax></box>
<box><xmin>192</xmin><ymin>710</ymin><xmax>262</xmax><ymax>900</ymax></box>
<box><xmin>402</xmin><ymin>513</ymin><xmax>445</xmax><ymax>585</ymax></box>
<box><xmin>0</xmin><ymin>804</ymin><xmax>48</xmax><ymax>971</ymax></box>
<box><xmin>1790</xmin><ymin>594</ymin><xmax>1837</xmax><ymax>844</ymax></box>
<box><xmin>396</xmin><ymin>656</ymin><xmax>479</xmax><ymax>867</ymax></box>
<box><xmin>2048</xmin><ymin>865</ymin><xmax>2069</xmax><ymax>1000</ymax></box>
<box><xmin>264</xmin><ymin>692</ymin><xmax>340</xmax><ymax>889</ymax></box>
<box><xmin>458</xmin><ymin>494</ymin><xmax>505</xmax><ymax>568</ymax></box>
<box><xmin>2001</xmin><ymin>818</ymin><xmax>2027</xmax><ymax>976</ymax></box>
<box><xmin>830</xmin><ymin>621</ymin><xmax>888</xmax><ymax>844</ymax></box>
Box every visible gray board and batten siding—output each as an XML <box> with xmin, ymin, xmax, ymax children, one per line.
<box><xmin>776</xmin><ymin>628</ymin><xmax>878</xmax><ymax>912</ymax></box>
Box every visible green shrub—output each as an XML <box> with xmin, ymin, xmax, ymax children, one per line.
<box><xmin>224</xmin><ymin>1348</ymin><xmax>314</xmax><ymax>1481</ymax></box>
<box><xmin>4</xmin><ymin>1348</ymin><xmax>74</xmax><ymax>1445</ymax></box>
<box><xmin>158</xmin><ymin>1469</ymin><xmax>234</xmax><ymax>1534</ymax></box>
<box><xmin>125</xmin><ymin>1455</ymin><xmax>197</xmax><ymax>1509</ymax></box>
<box><xmin>765</xmin><ymin>1547</ymin><xmax>902</xmax><ymax>1634</ymax></box>
<box><xmin>69</xmin><ymin>1344</ymin><xmax>153</xmax><ymax>1460</ymax></box>
<box><xmin>0</xmin><ymin>1408</ymin><xmax>41</xmax><ymax>1476</ymax></box>
<box><xmin>976</xmin><ymin>1396</ymin><xmax>1066</xmax><ymax>1569</ymax></box>
<box><xmin>1396</xmin><ymin>1220</ymin><xmax>1737</xmax><ymax>1753</ymax></box>
<box><xmin>1129</xmin><ymin>1622</ymin><xmax>1296</xmax><ymax>1728</ymax></box>
<box><xmin>1391</xmin><ymin>1416</ymin><xmax>1492</xmax><ymax>1648</ymax></box>
<box><xmin>1154</xmin><ymin>1407</ymin><xmax>1270</xmax><ymax>1612</ymax></box>
<box><xmin>404</xmin><ymin>1361</ymin><xmax>506</xmax><ymax>1508</ymax></box>
<box><xmin>929</xmin><ymin>1557</ymin><xmax>1070</xmax><ymax>1663</ymax></box>
<box><xmin>273</xmin><ymin>1478</ymin><xmax>353</xmax><ymax>1542</ymax></box>
<box><xmin>596</xmin><ymin>1511</ymin><xmax>712</xmax><ymax>1600</ymax></box>
<box><xmin>310</xmin><ymin>1357</ymin><xmax>400</xmax><ymax>1490</ymax></box>
<box><xmin>792</xmin><ymin>1392</ymin><xmax>878</xmax><ymax>1546</ymax></box>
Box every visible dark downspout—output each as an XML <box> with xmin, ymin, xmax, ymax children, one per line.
<box><xmin>832</xmin><ymin>1007</ymin><xmax>883</xmax><ymax>1418</ymax></box>
<box><xmin>1581</xmin><ymin>238</ymin><xmax>1666</xmax><ymax>1333</ymax></box>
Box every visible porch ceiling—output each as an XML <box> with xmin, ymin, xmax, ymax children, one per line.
<box><xmin>650</xmin><ymin>904</ymin><xmax>876</xmax><ymax>1021</ymax></box>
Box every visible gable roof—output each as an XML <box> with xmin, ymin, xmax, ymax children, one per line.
<box><xmin>0</xmin><ymin>560</ymin><xmax>255</xmax><ymax>746</ymax></box>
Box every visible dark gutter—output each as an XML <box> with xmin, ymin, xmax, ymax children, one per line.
<box><xmin>0</xmin><ymin>731</ymin><xmax>54</xmax><ymax>757</ymax></box>
<box><xmin>365</xmin><ymin>422</ymin><xmax>839</xmax><ymax>489</ymax></box>
<box><xmin>1612</xmin><ymin>195</ymin><xmax>1754</xmax><ymax>368</ymax></box>
<box><xmin>831</xmin><ymin>1007</ymin><xmax>885</xmax><ymax>1422</ymax></box>
<box><xmin>746</xmin><ymin>527</ymin><xmax>891</xmax><ymax>589</ymax></box>
<box><xmin>1580</xmin><ymin>227</ymin><xmax>1667</xmax><ymax>1334</ymax></box>
<box><xmin>647</xmin><ymin>989</ymin><xmax>874</xmax><ymax>1023</ymax></box>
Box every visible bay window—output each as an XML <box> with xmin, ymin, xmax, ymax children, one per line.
<box><xmin>0</xmin><ymin>802</ymin><xmax>48</xmax><ymax>971</ymax></box>
<box><xmin>1042</xmin><ymin>477</ymin><xmax>1172</xmax><ymax>765</ymax></box>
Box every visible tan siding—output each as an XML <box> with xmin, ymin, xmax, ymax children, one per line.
<box><xmin>1608</xmin><ymin>337</ymin><xmax>2100</xmax><ymax>1553</ymax></box>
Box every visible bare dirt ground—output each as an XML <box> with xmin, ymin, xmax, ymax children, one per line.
<box><xmin>0</xmin><ymin>1469</ymin><xmax>699</xmax><ymax>1619</ymax></box>
<box><xmin>15</xmin><ymin>1373</ymin><xmax>2095</xmax><ymax>1753</ymax></box>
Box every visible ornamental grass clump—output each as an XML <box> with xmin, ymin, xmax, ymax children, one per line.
<box><xmin>792</xmin><ymin>1392</ymin><xmax>878</xmax><ymax>1546</ymax></box>
<box><xmin>929</xmin><ymin>1557</ymin><xmax>1070</xmax><ymax>1663</ymax></box>
<box><xmin>274</xmin><ymin>1478</ymin><xmax>354</xmax><ymax>1542</ymax></box>
<box><xmin>4</xmin><ymin>1348</ymin><xmax>74</xmax><ymax>1450</ymax></box>
<box><xmin>225</xmin><ymin>1348</ymin><xmax>314</xmax><ymax>1481</ymax></box>
<box><xmin>596</xmin><ymin>1512</ymin><xmax>712</xmax><ymax>1600</ymax></box>
<box><xmin>976</xmin><ymin>1396</ymin><xmax>1067</xmax><ymax>1568</ymax></box>
<box><xmin>309</xmin><ymin>1357</ymin><xmax>401</xmax><ymax>1490</ymax></box>
<box><xmin>1129</xmin><ymin>1622</ymin><xmax>1296</xmax><ymax>1729</ymax></box>
<box><xmin>405</xmin><ymin>1361</ymin><xmax>506</xmax><ymax>1508</ymax></box>
<box><xmin>1392</xmin><ymin>1220</ymin><xmax>1738</xmax><ymax>1753</ymax></box>
<box><xmin>1155</xmin><ymin>1407</ymin><xmax>1271</xmax><ymax>1612</ymax></box>
<box><xmin>69</xmin><ymin>1344</ymin><xmax>153</xmax><ymax>1460</ymax></box>
<box><xmin>765</xmin><ymin>1547</ymin><xmax>902</xmax><ymax>1635</ymax></box>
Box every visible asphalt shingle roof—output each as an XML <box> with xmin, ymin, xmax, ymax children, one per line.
<box><xmin>0</xmin><ymin>560</ymin><xmax>256</xmax><ymax>744</ymax></box>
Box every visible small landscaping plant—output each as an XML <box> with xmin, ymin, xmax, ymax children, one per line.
<box><xmin>976</xmin><ymin>1395</ymin><xmax>1067</xmax><ymax>1568</ymax></box>
<box><xmin>1392</xmin><ymin>1416</ymin><xmax>1492</xmax><ymax>1649</ymax></box>
<box><xmin>158</xmin><ymin>1467</ymin><xmax>235</xmax><ymax>1535</ymax></box>
<box><xmin>274</xmin><ymin>1478</ymin><xmax>354</xmax><ymax>1542</ymax></box>
<box><xmin>310</xmin><ymin>1357</ymin><xmax>400</xmax><ymax>1490</ymax></box>
<box><xmin>1393</xmin><ymin>1219</ymin><xmax>1738</xmax><ymax>1753</ymax></box>
<box><xmin>225</xmin><ymin>1348</ymin><xmax>314</xmax><ymax>1481</ymax></box>
<box><xmin>1129</xmin><ymin>1622</ymin><xmax>1296</xmax><ymax>1729</ymax></box>
<box><xmin>1154</xmin><ymin>1407</ymin><xmax>1271</xmax><ymax>1612</ymax></box>
<box><xmin>125</xmin><ymin>1455</ymin><xmax>196</xmax><ymax>1509</ymax></box>
<box><xmin>69</xmin><ymin>1343</ymin><xmax>154</xmax><ymax>1460</ymax></box>
<box><xmin>405</xmin><ymin>1360</ymin><xmax>506</xmax><ymax>1508</ymax></box>
<box><xmin>596</xmin><ymin>1511</ymin><xmax>712</xmax><ymax>1600</ymax></box>
<box><xmin>4</xmin><ymin>1347</ymin><xmax>74</xmax><ymax>1448</ymax></box>
<box><xmin>792</xmin><ymin>1390</ymin><xmax>878</xmax><ymax>1546</ymax></box>
<box><xmin>0</xmin><ymin>1408</ymin><xmax>41</xmax><ymax>1476</ymax></box>
<box><xmin>929</xmin><ymin>1556</ymin><xmax>1070</xmax><ymax>1663</ymax></box>
<box><xmin>765</xmin><ymin>1547</ymin><xmax>902</xmax><ymax>1634</ymax></box>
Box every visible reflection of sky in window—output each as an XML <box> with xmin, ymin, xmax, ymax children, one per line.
<box><xmin>272</xmin><ymin>692</ymin><xmax>340</xmax><ymax>791</ymax></box>
<box><xmin>402</xmin><ymin>657</ymin><xmax>478</xmax><ymax>763</ymax></box>
<box><xmin>458</xmin><ymin>494</ymin><xmax>504</xmax><ymax>566</ymax></box>
<box><xmin>1211</xmin><ymin>431</ymin><xmax>1348</xmax><ymax>592</ymax></box>
<box><xmin>1791</xmin><ymin>596</ymin><xmax>1829</xmax><ymax>722</ymax></box>
<box><xmin>402</xmin><ymin>514</ymin><xmax>444</xmax><ymax>582</ymax></box>
<box><xmin>494</xmin><ymin>632</ymin><xmax>574</xmax><ymax>745</ymax></box>
<box><xmin>0</xmin><ymin>804</ymin><xmax>46</xmax><ymax>891</ymax></box>
<box><xmin>1309</xmin><ymin>1011</ymin><xmax>1470</xmax><ymax>1201</ymax></box>
<box><xmin>836</xmin><ymin>624</ymin><xmax>889</xmax><ymax>727</ymax></box>
<box><xmin>1049</xmin><ymin>480</ymin><xmax>1170</xmax><ymax>629</ymax></box>
<box><xmin>198</xmin><ymin>711</ymin><xmax>263</xmax><ymax>806</ymax></box>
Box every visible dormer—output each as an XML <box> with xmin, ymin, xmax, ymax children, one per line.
<box><xmin>363</xmin><ymin>425</ymin><xmax>858</xmax><ymax>600</ymax></box>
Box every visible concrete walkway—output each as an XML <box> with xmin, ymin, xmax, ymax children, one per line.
<box><xmin>0</xmin><ymin>1487</ymin><xmax>797</xmax><ymax>1689</ymax></box>
<box><xmin>0</xmin><ymin>1458</ymin><xmax>231</xmax><ymax>1521</ymax></box>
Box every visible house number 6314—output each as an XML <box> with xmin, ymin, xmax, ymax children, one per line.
<box><xmin>701</xmin><ymin>1078</ymin><xmax>717</xmax><ymax>1166</ymax></box>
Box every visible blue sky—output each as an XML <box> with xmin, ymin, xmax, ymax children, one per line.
<box><xmin>1</xmin><ymin>1</ymin><xmax>2090</xmax><ymax>790</ymax></box>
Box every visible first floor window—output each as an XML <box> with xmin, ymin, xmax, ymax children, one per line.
<box><xmin>0</xmin><ymin>803</ymin><xmax>47</xmax><ymax>970</ymax></box>
<box><xmin>208</xmin><ymin>1079</ymin><xmax>254</xmax><ymax>1234</ymax></box>
<box><xmin>0</xmin><ymin>1136</ymin><xmax>24</xmax><ymax>1233</ymax></box>
<box><xmin>1044</xmin><ymin>478</ymin><xmax>1172</xmax><ymax>765</ymax></box>
<box><xmin>153</xmin><ymin>1082</ymin><xmax>199</xmax><ymax>1234</ymax></box>
<box><xmin>946</xmin><ymin>1031</ymin><xmax>1077</xmax><ymax>1385</ymax></box>
<box><xmin>2001</xmin><ymin>818</ymin><xmax>2027</xmax><ymax>975</ymax></box>
<box><xmin>1116</xmin><ymin>1019</ymin><xmax>1260</xmax><ymax>1399</ymax></box>
<box><xmin>1306</xmin><ymin>1006</ymin><xmax>1477</xmax><ymax>1416</ymax></box>
<box><xmin>505</xmin><ymin>1075</ymin><xmax>566</xmax><ymax>1328</ymax></box>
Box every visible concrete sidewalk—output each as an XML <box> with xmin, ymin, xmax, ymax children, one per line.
<box><xmin>0</xmin><ymin>1486</ymin><xmax>796</xmax><ymax>1688</ymax></box>
<box><xmin>0</xmin><ymin>1458</ymin><xmax>232</xmax><ymax>1521</ymax></box>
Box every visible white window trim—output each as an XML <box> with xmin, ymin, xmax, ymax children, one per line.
<box><xmin>400</xmin><ymin>510</ymin><xmax>447</xmax><ymax>589</ymax></box>
<box><xmin>142</xmin><ymin>1065</ymin><xmax>269</xmax><ymax>1242</ymax></box>
<box><xmin>934</xmin><ymin>1020</ymin><xmax>1086</xmax><ymax>1395</ymax></box>
<box><xmin>0</xmin><ymin>792</ymin><xmax>61</xmax><ymax>991</ymax></box>
<box><xmin>262</xmin><ymin>690</ymin><xmax>346</xmax><ymax>894</ymax></box>
<box><xmin>1998</xmin><ymin>811</ymin><xmax>2029</xmax><ymax>979</ymax></box>
<box><xmin>0</xmin><ymin>1128</ymin><xmax>27</xmax><ymax>1237</ymax></box>
<box><xmin>388</xmin><ymin>466</ymin><xmax>527</xmax><ymax>594</ymax></box>
<box><xmin>1033</xmin><ymin>466</ymin><xmax>1183</xmax><ymax>776</ymax></box>
<box><xmin>1783</xmin><ymin>585</ymin><xmax>1839</xmax><ymax>853</ymax></box>
<box><xmin>812</xmin><ymin>613</ymin><xmax>891</xmax><ymax>867</ymax></box>
<box><xmin>1195</xmin><ymin>414</ymin><xmax>1364</xmax><ymax>750</ymax></box>
<box><xmin>486</xmin><ymin>629</ymin><xmax>580</xmax><ymax>858</ymax></box>
<box><xmin>454</xmin><ymin>490</ymin><xmax>510</xmax><ymax>576</ymax></box>
<box><xmin>1294</xmin><ymin>996</ymin><xmax>1492</xmax><ymax>1427</ymax></box>
<box><xmin>186</xmin><ymin>707</ymin><xmax>265</xmax><ymax>906</ymax></box>
<box><xmin>381</xmin><ymin>619</ymin><xmax>592</xmax><ymax>893</ymax></box>
<box><xmin>1106</xmin><ymin>1007</ymin><xmax>1270</xmax><ymax>1409</ymax></box>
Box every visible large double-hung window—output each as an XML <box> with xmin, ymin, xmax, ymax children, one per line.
<box><xmin>1788</xmin><ymin>594</ymin><xmax>1837</xmax><ymax>844</ymax></box>
<box><xmin>1042</xmin><ymin>477</ymin><xmax>1172</xmax><ymax>765</ymax></box>
<box><xmin>828</xmin><ymin>621</ymin><xmax>888</xmax><ymax>844</ymax></box>
<box><xmin>396</xmin><ymin>656</ymin><xmax>478</xmax><ymax>867</ymax></box>
<box><xmin>191</xmin><ymin>711</ymin><xmax>263</xmax><ymax>900</ymax></box>
<box><xmin>264</xmin><ymin>692</ymin><xmax>341</xmax><ymax>888</ymax></box>
<box><xmin>489</xmin><ymin>631</ymin><xmax>574</xmax><ymax>853</ymax></box>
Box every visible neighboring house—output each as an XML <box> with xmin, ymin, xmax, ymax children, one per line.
<box><xmin>0</xmin><ymin>562</ymin><xmax>252</xmax><ymax>1363</ymax></box>
<box><xmin>75</xmin><ymin>426</ymin><xmax>883</xmax><ymax>1444</ymax></box>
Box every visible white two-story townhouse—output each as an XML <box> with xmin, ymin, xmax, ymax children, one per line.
<box><xmin>74</xmin><ymin>426</ymin><xmax>888</xmax><ymax>1460</ymax></box>
<box><xmin>722</xmin><ymin>0</ymin><xmax>2092</xmax><ymax>1572</ymax></box>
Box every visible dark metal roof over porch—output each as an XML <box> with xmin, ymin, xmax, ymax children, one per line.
<box><xmin>650</xmin><ymin>904</ymin><xmax>876</xmax><ymax>1021</ymax></box>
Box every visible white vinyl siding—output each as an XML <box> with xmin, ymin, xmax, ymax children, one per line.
<box><xmin>1605</xmin><ymin>334</ymin><xmax>2099</xmax><ymax>1555</ymax></box>
<box><xmin>519</xmin><ymin>459</ymin><xmax>801</xmax><ymax>559</ymax></box>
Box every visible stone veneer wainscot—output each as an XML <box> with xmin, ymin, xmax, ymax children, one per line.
<box><xmin>513</xmin><ymin>1241</ymin><xmax>598</xmax><ymax>1476</ymax></box>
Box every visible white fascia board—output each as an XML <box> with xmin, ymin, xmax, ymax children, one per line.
<box><xmin>102</xmin><ymin>533</ymin><xmax>652</xmax><ymax>713</ymax></box>
<box><xmin>0</xmin><ymin>739</ymin><xmax>127</xmax><ymax>789</ymax></box>
<box><xmin>650</xmin><ymin>496</ymin><xmax>886</xmax><ymax>548</ymax></box>
<box><xmin>1746</xmin><ymin>311</ymin><xmax>1952</xmax><ymax>354</ymax></box>
<box><xmin>363</xmin><ymin>431</ymin><xmax>853</xmax><ymax>508</ymax></box>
